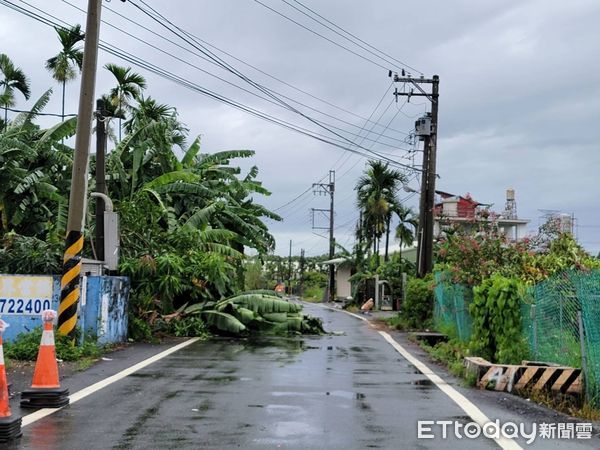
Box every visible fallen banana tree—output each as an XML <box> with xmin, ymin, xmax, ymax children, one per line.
<box><xmin>183</xmin><ymin>290</ymin><xmax>325</xmax><ymax>336</ymax></box>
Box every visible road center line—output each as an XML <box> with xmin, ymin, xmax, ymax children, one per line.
<box><xmin>312</xmin><ymin>302</ymin><xmax>522</xmax><ymax>450</ymax></box>
<box><xmin>21</xmin><ymin>337</ymin><xmax>201</xmax><ymax>427</ymax></box>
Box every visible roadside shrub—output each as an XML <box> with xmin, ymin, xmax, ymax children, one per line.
<box><xmin>401</xmin><ymin>275</ymin><xmax>434</xmax><ymax>329</ymax></box>
<box><xmin>469</xmin><ymin>275</ymin><xmax>529</xmax><ymax>364</ymax></box>
<box><xmin>5</xmin><ymin>327</ymin><xmax>103</xmax><ymax>361</ymax></box>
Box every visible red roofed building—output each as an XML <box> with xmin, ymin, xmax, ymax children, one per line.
<box><xmin>433</xmin><ymin>189</ymin><xmax>529</xmax><ymax>241</ymax></box>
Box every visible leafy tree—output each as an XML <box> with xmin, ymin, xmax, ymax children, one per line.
<box><xmin>0</xmin><ymin>90</ymin><xmax>75</xmax><ymax>237</ymax></box>
<box><xmin>45</xmin><ymin>25</ymin><xmax>84</xmax><ymax>122</ymax></box>
<box><xmin>394</xmin><ymin>204</ymin><xmax>418</xmax><ymax>262</ymax></box>
<box><xmin>356</xmin><ymin>160</ymin><xmax>406</xmax><ymax>265</ymax></box>
<box><xmin>0</xmin><ymin>53</ymin><xmax>31</xmax><ymax>130</ymax></box>
<box><xmin>104</xmin><ymin>64</ymin><xmax>147</xmax><ymax>141</ymax></box>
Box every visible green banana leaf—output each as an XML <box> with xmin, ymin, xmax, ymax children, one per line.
<box><xmin>200</xmin><ymin>311</ymin><xmax>246</xmax><ymax>334</ymax></box>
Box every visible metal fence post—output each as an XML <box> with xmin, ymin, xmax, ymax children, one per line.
<box><xmin>531</xmin><ymin>304</ymin><xmax>538</xmax><ymax>359</ymax></box>
<box><xmin>577</xmin><ymin>310</ymin><xmax>589</xmax><ymax>402</ymax></box>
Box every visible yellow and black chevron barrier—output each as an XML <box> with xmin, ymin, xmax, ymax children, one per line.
<box><xmin>465</xmin><ymin>357</ymin><xmax>583</xmax><ymax>396</ymax></box>
<box><xmin>57</xmin><ymin>230</ymin><xmax>83</xmax><ymax>338</ymax></box>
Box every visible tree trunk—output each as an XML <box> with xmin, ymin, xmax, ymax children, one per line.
<box><xmin>61</xmin><ymin>79</ymin><xmax>66</xmax><ymax>122</ymax></box>
<box><xmin>3</xmin><ymin>106</ymin><xmax>7</xmax><ymax>131</ymax></box>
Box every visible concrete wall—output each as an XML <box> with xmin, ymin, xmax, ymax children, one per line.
<box><xmin>0</xmin><ymin>274</ymin><xmax>129</xmax><ymax>343</ymax></box>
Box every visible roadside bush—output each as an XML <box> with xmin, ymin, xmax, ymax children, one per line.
<box><xmin>5</xmin><ymin>327</ymin><xmax>103</xmax><ymax>361</ymax></box>
<box><xmin>302</xmin><ymin>286</ymin><xmax>323</xmax><ymax>301</ymax></box>
<box><xmin>469</xmin><ymin>275</ymin><xmax>529</xmax><ymax>364</ymax></box>
<box><xmin>401</xmin><ymin>275</ymin><xmax>434</xmax><ymax>329</ymax></box>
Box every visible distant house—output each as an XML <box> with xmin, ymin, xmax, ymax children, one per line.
<box><xmin>433</xmin><ymin>189</ymin><xmax>529</xmax><ymax>241</ymax></box>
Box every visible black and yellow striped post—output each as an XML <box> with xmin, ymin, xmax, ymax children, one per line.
<box><xmin>57</xmin><ymin>0</ymin><xmax>103</xmax><ymax>339</ymax></box>
<box><xmin>57</xmin><ymin>231</ymin><xmax>84</xmax><ymax>337</ymax></box>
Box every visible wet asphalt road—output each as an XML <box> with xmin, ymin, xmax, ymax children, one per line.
<box><xmin>13</xmin><ymin>302</ymin><xmax>600</xmax><ymax>449</ymax></box>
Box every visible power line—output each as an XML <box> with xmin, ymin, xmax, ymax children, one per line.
<box><xmin>253</xmin><ymin>0</ymin><xmax>392</xmax><ymax>72</ymax></box>
<box><xmin>330</xmin><ymin>83</ymin><xmax>395</xmax><ymax>173</ymax></box>
<box><xmin>63</xmin><ymin>0</ymin><xmax>410</xmax><ymax>148</ymax></box>
<box><xmin>1</xmin><ymin>0</ymin><xmax>419</xmax><ymax>172</ymax></box>
<box><xmin>127</xmin><ymin>0</ymin><xmax>417</xmax><ymax>170</ymax></box>
<box><xmin>95</xmin><ymin>0</ymin><xmax>410</xmax><ymax>138</ymax></box>
<box><xmin>271</xmin><ymin>83</ymin><xmax>395</xmax><ymax>216</ymax></box>
<box><xmin>282</xmin><ymin>0</ymin><xmax>422</xmax><ymax>74</ymax></box>
<box><xmin>4</xmin><ymin>106</ymin><xmax>76</xmax><ymax>117</ymax></box>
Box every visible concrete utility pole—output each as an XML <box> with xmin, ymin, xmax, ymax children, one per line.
<box><xmin>288</xmin><ymin>239</ymin><xmax>292</xmax><ymax>295</ymax></box>
<box><xmin>94</xmin><ymin>98</ymin><xmax>107</xmax><ymax>262</ymax></box>
<box><xmin>299</xmin><ymin>249</ymin><xmax>306</xmax><ymax>297</ymax></box>
<box><xmin>58</xmin><ymin>0</ymin><xmax>103</xmax><ymax>338</ymax></box>
<box><xmin>393</xmin><ymin>74</ymin><xmax>439</xmax><ymax>278</ymax></box>
<box><xmin>312</xmin><ymin>170</ymin><xmax>335</xmax><ymax>301</ymax></box>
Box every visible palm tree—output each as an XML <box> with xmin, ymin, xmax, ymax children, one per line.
<box><xmin>0</xmin><ymin>53</ymin><xmax>31</xmax><ymax>130</ymax></box>
<box><xmin>355</xmin><ymin>160</ymin><xmax>406</xmax><ymax>266</ymax></box>
<box><xmin>45</xmin><ymin>25</ymin><xmax>85</xmax><ymax>122</ymax></box>
<box><xmin>104</xmin><ymin>64</ymin><xmax>147</xmax><ymax>141</ymax></box>
<box><xmin>394</xmin><ymin>204</ymin><xmax>418</xmax><ymax>262</ymax></box>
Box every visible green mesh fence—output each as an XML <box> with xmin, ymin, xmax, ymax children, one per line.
<box><xmin>523</xmin><ymin>273</ymin><xmax>582</xmax><ymax>368</ymax></box>
<box><xmin>574</xmin><ymin>270</ymin><xmax>600</xmax><ymax>406</ymax></box>
<box><xmin>523</xmin><ymin>270</ymin><xmax>600</xmax><ymax>406</ymax></box>
<box><xmin>435</xmin><ymin>269</ymin><xmax>600</xmax><ymax>406</ymax></box>
<box><xmin>433</xmin><ymin>272</ymin><xmax>472</xmax><ymax>342</ymax></box>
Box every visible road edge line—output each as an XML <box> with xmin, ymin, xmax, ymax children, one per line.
<box><xmin>21</xmin><ymin>337</ymin><xmax>201</xmax><ymax>427</ymax></box>
<box><xmin>378</xmin><ymin>331</ymin><xmax>522</xmax><ymax>450</ymax></box>
<box><xmin>308</xmin><ymin>302</ymin><xmax>522</xmax><ymax>450</ymax></box>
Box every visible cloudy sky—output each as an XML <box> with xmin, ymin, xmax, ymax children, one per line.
<box><xmin>1</xmin><ymin>0</ymin><xmax>599</xmax><ymax>257</ymax></box>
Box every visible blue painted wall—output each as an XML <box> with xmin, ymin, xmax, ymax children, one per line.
<box><xmin>0</xmin><ymin>275</ymin><xmax>129</xmax><ymax>344</ymax></box>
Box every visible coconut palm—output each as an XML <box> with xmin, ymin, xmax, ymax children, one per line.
<box><xmin>355</xmin><ymin>160</ymin><xmax>406</xmax><ymax>266</ymax></box>
<box><xmin>45</xmin><ymin>25</ymin><xmax>84</xmax><ymax>122</ymax></box>
<box><xmin>104</xmin><ymin>64</ymin><xmax>147</xmax><ymax>141</ymax></box>
<box><xmin>0</xmin><ymin>53</ymin><xmax>31</xmax><ymax>130</ymax></box>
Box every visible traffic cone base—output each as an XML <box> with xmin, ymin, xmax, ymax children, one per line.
<box><xmin>20</xmin><ymin>311</ymin><xmax>70</xmax><ymax>409</ymax></box>
<box><xmin>0</xmin><ymin>417</ymin><xmax>22</xmax><ymax>443</ymax></box>
<box><xmin>20</xmin><ymin>387</ymin><xmax>69</xmax><ymax>409</ymax></box>
<box><xmin>0</xmin><ymin>319</ymin><xmax>22</xmax><ymax>443</ymax></box>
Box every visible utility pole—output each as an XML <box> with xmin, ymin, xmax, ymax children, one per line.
<box><xmin>94</xmin><ymin>98</ymin><xmax>107</xmax><ymax>262</ymax></box>
<box><xmin>312</xmin><ymin>170</ymin><xmax>335</xmax><ymax>301</ymax></box>
<box><xmin>393</xmin><ymin>74</ymin><xmax>440</xmax><ymax>278</ymax></box>
<box><xmin>299</xmin><ymin>249</ymin><xmax>306</xmax><ymax>298</ymax></box>
<box><xmin>58</xmin><ymin>0</ymin><xmax>103</xmax><ymax>339</ymax></box>
<box><xmin>288</xmin><ymin>239</ymin><xmax>292</xmax><ymax>295</ymax></box>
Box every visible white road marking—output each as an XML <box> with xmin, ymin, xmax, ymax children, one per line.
<box><xmin>21</xmin><ymin>337</ymin><xmax>201</xmax><ymax>427</ymax></box>
<box><xmin>308</xmin><ymin>301</ymin><xmax>522</xmax><ymax>450</ymax></box>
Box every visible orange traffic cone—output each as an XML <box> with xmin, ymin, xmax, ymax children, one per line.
<box><xmin>20</xmin><ymin>311</ymin><xmax>69</xmax><ymax>409</ymax></box>
<box><xmin>0</xmin><ymin>319</ymin><xmax>22</xmax><ymax>443</ymax></box>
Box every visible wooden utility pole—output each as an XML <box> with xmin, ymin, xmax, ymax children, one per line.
<box><xmin>58</xmin><ymin>0</ymin><xmax>103</xmax><ymax>338</ymax></box>
<box><xmin>393</xmin><ymin>74</ymin><xmax>440</xmax><ymax>278</ymax></box>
